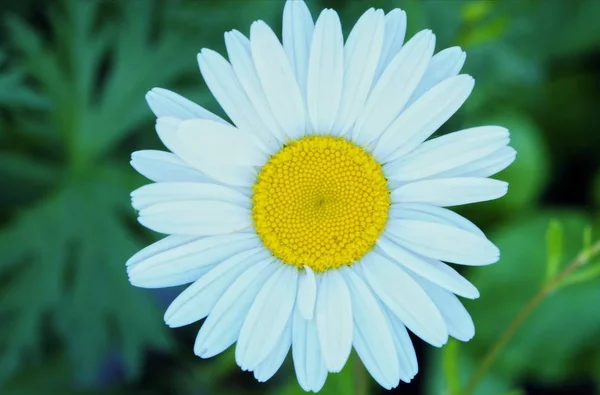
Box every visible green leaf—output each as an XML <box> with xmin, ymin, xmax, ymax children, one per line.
<box><xmin>529</xmin><ymin>0</ymin><xmax>600</xmax><ymax>59</ymax></box>
<box><xmin>461</xmin><ymin>1</ymin><xmax>494</xmax><ymax>22</ymax></box>
<box><xmin>5</xmin><ymin>15</ymin><xmax>70</xmax><ymax>117</ymax></box>
<box><xmin>545</xmin><ymin>219</ymin><xmax>564</xmax><ymax>281</ymax></box>
<box><xmin>459</xmin><ymin>15</ymin><xmax>508</xmax><ymax>48</ymax></box>
<box><xmin>0</xmin><ymin>152</ymin><xmax>58</xmax><ymax>185</ymax></box>
<box><xmin>463</xmin><ymin>211</ymin><xmax>600</xmax><ymax>382</ymax></box>
<box><xmin>442</xmin><ymin>339</ymin><xmax>461</xmax><ymax>395</ymax></box>
<box><xmin>1</xmin><ymin>356</ymin><xmax>133</xmax><ymax>395</ymax></box>
<box><xmin>6</xmin><ymin>0</ymin><xmax>202</xmax><ymax>171</ymax></box>
<box><xmin>0</xmin><ymin>174</ymin><xmax>170</xmax><ymax>385</ymax></box>
<box><xmin>0</xmin><ymin>152</ymin><xmax>59</xmax><ymax>206</ymax></box>
<box><xmin>0</xmin><ymin>65</ymin><xmax>49</xmax><ymax>109</ymax></box>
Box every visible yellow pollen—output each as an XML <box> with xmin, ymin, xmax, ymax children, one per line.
<box><xmin>252</xmin><ymin>136</ymin><xmax>390</xmax><ymax>272</ymax></box>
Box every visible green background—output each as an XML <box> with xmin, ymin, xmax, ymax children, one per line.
<box><xmin>1</xmin><ymin>0</ymin><xmax>599</xmax><ymax>394</ymax></box>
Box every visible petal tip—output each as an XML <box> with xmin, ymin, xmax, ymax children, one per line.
<box><xmin>194</xmin><ymin>346</ymin><xmax>209</xmax><ymax>358</ymax></box>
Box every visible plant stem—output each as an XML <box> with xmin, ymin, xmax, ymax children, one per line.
<box><xmin>353</xmin><ymin>354</ymin><xmax>369</xmax><ymax>395</ymax></box>
<box><xmin>463</xmin><ymin>241</ymin><xmax>600</xmax><ymax>395</ymax></box>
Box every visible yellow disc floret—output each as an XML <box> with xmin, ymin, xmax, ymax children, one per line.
<box><xmin>252</xmin><ymin>136</ymin><xmax>390</xmax><ymax>272</ymax></box>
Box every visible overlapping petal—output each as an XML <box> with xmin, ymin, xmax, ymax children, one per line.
<box><xmin>283</xmin><ymin>0</ymin><xmax>314</xmax><ymax>103</ymax></box>
<box><xmin>164</xmin><ymin>248</ymin><xmax>270</xmax><ymax>327</ymax></box>
<box><xmin>307</xmin><ymin>9</ymin><xmax>344</xmax><ymax>134</ymax></box>
<box><xmin>373</xmin><ymin>74</ymin><xmax>475</xmax><ymax>162</ymax></box>
<box><xmin>236</xmin><ymin>264</ymin><xmax>298</xmax><ymax>370</ymax></box>
<box><xmin>156</xmin><ymin>117</ymin><xmax>260</xmax><ymax>187</ymax></box>
<box><xmin>360</xmin><ymin>252</ymin><xmax>448</xmax><ymax>347</ymax></box>
<box><xmin>251</xmin><ymin>21</ymin><xmax>306</xmax><ymax>141</ymax></box>
<box><xmin>390</xmin><ymin>177</ymin><xmax>508</xmax><ymax>207</ymax></box>
<box><xmin>374</xmin><ymin>9</ymin><xmax>407</xmax><ymax>81</ymax></box>
<box><xmin>130</xmin><ymin>150</ymin><xmax>211</xmax><ymax>183</ymax></box>
<box><xmin>224</xmin><ymin>30</ymin><xmax>286</xmax><ymax>148</ymax></box>
<box><xmin>385</xmin><ymin>219</ymin><xmax>500</xmax><ymax>265</ymax></box>
<box><xmin>352</xmin><ymin>29</ymin><xmax>435</xmax><ymax>146</ymax></box>
<box><xmin>341</xmin><ymin>267</ymin><xmax>400</xmax><ymax>389</ymax></box>
<box><xmin>332</xmin><ymin>8</ymin><xmax>384</xmax><ymax>135</ymax></box>
<box><xmin>194</xmin><ymin>258</ymin><xmax>278</xmax><ymax>359</ymax></box>
<box><xmin>292</xmin><ymin>309</ymin><xmax>328</xmax><ymax>392</ymax></box>
<box><xmin>127</xmin><ymin>233</ymin><xmax>260</xmax><ymax>288</ymax></box>
<box><xmin>385</xmin><ymin>126</ymin><xmax>510</xmax><ymax>182</ymax></box>
<box><xmin>146</xmin><ymin>87</ymin><xmax>227</xmax><ymax>123</ymax></box>
<box><xmin>315</xmin><ymin>270</ymin><xmax>353</xmax><ymax>372</ymax></box>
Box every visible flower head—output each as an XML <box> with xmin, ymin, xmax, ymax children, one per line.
<box><xmin>128</xmin><ymin>0</ymin><xmax>515</xmax><ymax>391</ymax></box>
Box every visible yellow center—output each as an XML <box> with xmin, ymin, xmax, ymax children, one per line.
<box><xmin>252</xmin><ymin>136</ymin><xmax>390</xmax><ymax>272</ymax></box>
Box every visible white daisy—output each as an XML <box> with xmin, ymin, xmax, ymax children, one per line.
<box><xmin>128</xmin><ymin>0</ymin><xmax>515</xmax><ymax>391</ymax></box>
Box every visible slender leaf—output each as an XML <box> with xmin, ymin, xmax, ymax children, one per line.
<box><xmin>561</xmin><ymin>261</ymin><xmax>600</xmax><ymax>288</ymax></box>
<box><xmin>545</xmin><ymin>219</ymin><xmax>564</xmax><ymax>281</ymax></box>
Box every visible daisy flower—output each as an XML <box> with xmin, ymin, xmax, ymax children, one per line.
<box><xmin>127</xmin><ymin>0</ymin><xmax>515</xmax><ymax>391</ymax></box>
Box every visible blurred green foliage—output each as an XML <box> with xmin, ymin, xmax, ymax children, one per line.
<box><xmin>1</xmin><ymin>0</ymin><xmax>600</xmax><ymax>394</ymax></box>
<box><xmin>467</xmin><ymin>212</ymin><xmax>600</xmax><ymax>382</ymax></box>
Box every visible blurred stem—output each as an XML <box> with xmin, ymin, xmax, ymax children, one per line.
<box><xmin>442</xmin><ymin>339</ymin><xmax>461</xmax><ymax>395</ymax></box>
<box><xmin>463</xmin><ymin>240</ymin><xmax>600</xmax><ymax>395</ymax></box>
<box><xmin>353</xmin><ymin>354</ymin><xmax>369</xmax><ymax>395</ymax></box>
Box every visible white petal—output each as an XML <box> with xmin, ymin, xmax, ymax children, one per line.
<box><xmin>352</xmin><ymin>29</ymin><xmax>434</xmax><ymax>147</ymax></box>
<box><xmin>306</xmin><ymin>9</ymin><xmax>343</xmax><ymax>134</ymax></box>
<box><xmin>197</xmin><ymin>49</ymin><xmax>279</xmax><ymax>151</ymax></box>
<box><xmin>127</xmin><ymin>234</ymin><xmax>198</xmax><ymax>267</ymax></box>
<box><xmin>130</xmin><ymin>256</ymin><xmax>212</xmax><ymax>289</ymax></box>
<box><xmin>253</xmin><ymin>319</ymin><xmax>292</xmax><ymax>382</ymax></box>
<box><xmin>376</xmin><ymin>236</ymin><xmax>479</xmax><ymax>298</ymax></box>
<box><xmin>436</xmin><ymin>146</ymin><xmax>517</xmax><ymax>178</ymax></box>
<box><xmin>373</xmin><ymin>74</ymin><xmax>474</xmax><ymax>163</ymax></box>
<box><xmin>225</xmin><ymin>30</ymin><xmax>286</xmax><ymax>148</ymax></box>
<box><xmin>341</xmin><ymin>266</ymin><xmax>400</xmax><ymax>390</ymax></box>
<box><xmin>236</xmin><ymin>264</ymin><xmax>298</xmax><ymax>371</ymax></box>
<box><xmin>145</xmin><ymin>88</ymin><xmax>227</xmax><ymax>123</ymax></box>
<box><xmin>413</xmin><ymin>277</ymin><xmax>475</xmax><ymax>342</ymax></box>
<box><xmin>315</xmin><ymin>270</ymin><xmax>353</xmax><ymax>372</ymax></box>
<box><xmin>384</xmin><ymin>308</ymin><xmax>418</xmax><ymax>382</ymax></box>
<box><xmin>391</xmin><ymin>177</ymin><xmax>508</xmax><ymax>207</ymax></box>
<box><xmin>374</xmin><ymin>9</ymin><xmax>407</xmax><ymax>81</ymax></box>
<box><xmin>292</xmin><ymin>309</ymin><xmax>328</xmax><ymax>392</ymax></box>
<box><xmin>386</xmin><ymin>219</ymin><xmax>500</xmax><ymax>266</ymax></box>
<box><xmin>138</xmin><ymin>200</ymin><xmax>251</xmax><ymax>236</ymax></box>
<box><xmin>131</xmin><ymin>150</ymin><xmax>211</xmax><ymax>183</ymax></box>
<box><xmin>194</xmin><ymin>258</ymin><xmax>278</xmax><ymax>358</ymax></box>
<box><xmin>156</xmin><ymin>117</ymin><xmax>258</xmax><ymax>187</ymax></box>
<box><xmin>131</xmin><ymin>182</ymin><xmax>250</xmax><ymax>211</ymax></box>
<box><xmin>332</xmin><ymin>8</ymin><xmax>385</xmax><ymax>135</ymax></box>
<box><xmin>164</xmin><ymin>248</ymin><xmax>270</xmax><ymax>328</ymax></box>
<box><xmin>178</xmin><ymin>119</ymin><xmax>268</xmax><ymax>166</ymax></box>
<box><xmin>127</xmin><ymin>233</ymin><xmax>260</xmax><ymax>288</ymax></box>
<box><xmin>360</xmin><ymin>252</ymin><xmax>448</xmax><ymax>346</ymax></box>
<box><xmin>297</xmin><ymin>266</ymin><xmax>317</xmax><ymax>320</ymax></box>
<box><xmin>385</xmin><ymin>126</ymin><xmax>510</xmax><ymax>182</ymax></box>
<box><xmin>283</xmin><ymin>0</ymin><xmax>314</xmax><ymax>103</ymax></box>
<box><xmin>251</xmin><ymin>21</ymin><xmax>306</xmax><ymax>141</ymax></box>
<box><xmin>389</xmin><ymin>203</ymin><xmax>484</xmax><ymax>237</ymax></box>
<box><xmin>407</xmin><ymin>47</ymin><xmax>466</xmax><ymax>105</ymax></box>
